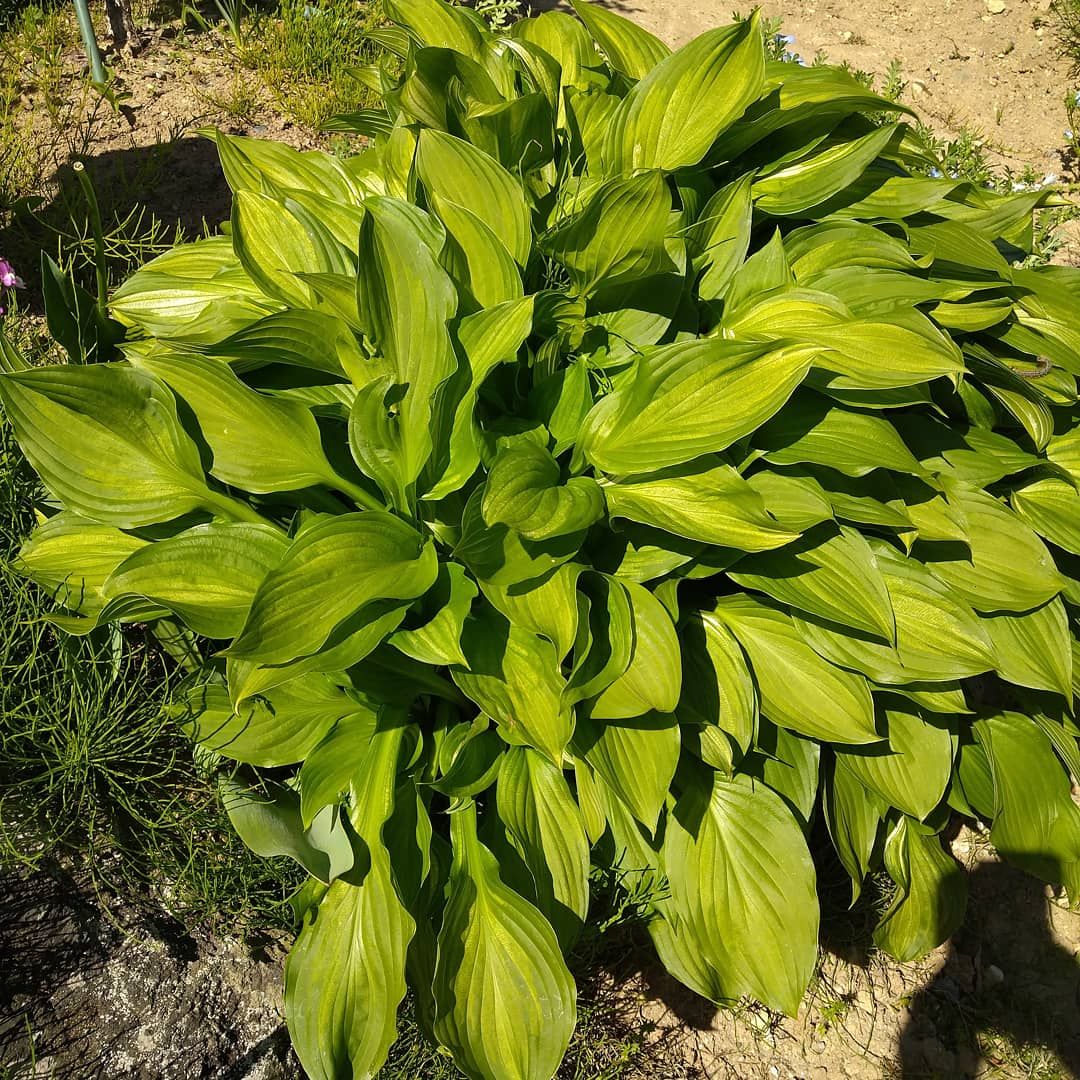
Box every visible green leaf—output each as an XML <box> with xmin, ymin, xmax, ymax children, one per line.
<box><xmin>482</xmin><ymin>439</ymin><xmax>605</xmax><ymax>540</ymax></box>
<box><xmin>543</xmin><ymin>171</ymin><xmax>675</xmax><ymax>295</ymax></box>
<box><xmin>452</xmin><ymin>605</ymin><xmax>573</xmax><ymax>764</ymax></box>
<box><xmin>298</xmin><ymin>709</ymin><xmax>379</xmax><ymax>827</ymax></box>
<box><xmin>357</xmin><ymin>197</ymin><xmax>458</xmax><ymax>486</ymax></box>
<box><xmin>391</xmin><ymin>562</ymin><xmax>478</xmax><ymax>668</ymax></box>
<box><xmin>1011</xmin><ymin>475</ymin><xmax>1080</xmax><ymax>555</ymax></box>
<box><xmin>602</xmin><ymin>16</ymin><xmax>765</xmax><ymax>173</ymax></box>
<box><xmin>688</xmin><ymin>174</ymin><xmax>754</xmax><ymax>301</ymax></box>
<box><xmin>974</xmin><ymin>711</ymin><xmax>1080</xmax><ymax>886</ymax></box>
<box><xmin>823</xmin><ymin>758</ymin><xmax>884</xmax><ymax>904</ymax></box>
<box><xmin>285</xmin><ymin>724</ymin><xmax>416</xmax><ymax>1080</ymax></box>
<box><xmin>434</xmin><ymin>802</ymin><xmax>576</xmax><ymax>1080</ymax></box>
<box><xmin>223</xmin><ymin>779</ymin><xmax>354</xmax><ymax>883</ymax></box>
<box><xmin>663</xmin><ymin>771</ymin><xmax>818</xmax><ymax>1015</ymax></box>
<box><xmin>184</xmin><ymin>675</ymin><xmax>368</xmax><ymax>767</ymax></box>
<box><xmin>983</xmin><ymin>598</ymin><xmax>1073</xmax><ymax>700</ymax></box>
<box><xmin>712</xmin><ymin>595</ymin><xmax>879</xmax><ymax>744</ymax></box>
<box><xmin>676</xmin><ymin>613</ymin><xmax>757</xmax><ymax>753</ymax></box>
<box><xmin>416</xmin><ymin>129</ymin><xmax>532</xmax><ymax>266</ymax></box>
<box><xmin>602</xmin><ymin>456</ymin><xmax>799</xmax><ymax>552</ymax></box>
<box><xmin>130</xmin><ymin>349</ymin><xmax>350</xmax><ymax>497</ymax></box>
<box><xmin>231</xmin><ymin>513</ymin><xmax>438</xmax><ymax>663</ymax></box>
<box><xmin>577</xmin><ymin>338</ymin><xmax>814</xmax><ymax>474</ymax></box>
<box><xmin>497</xmin><ymin>746</ymin><xmax>591</xmax><ymax>947</ymax></box>
<box><xmin>573</xmin><ymin>712</ymin><xmax>679</xmax><ymax>830</ymax></box>
<box><xmin>730</xmin><ymin>524</ymin><xmax>895</xmax><ymax>640</ymax></box>
<box><xmin>919</xmin><ymin>481</ymin><xmax>1064</xmax><ymax>613</ymax></box>
<box><xmin>835</xmin><ymin>706</ymin><xmax>953</xmax><ymax>820</ymax></box>
<box><xmin>873</xmin><ymin>817</ymin><xmax>967</xmax><ymax>962</ymax></box>
<box><xmin>795</xmin><ymin>540</ymin><xmax>996</xmax><ymax>684</ymax></box>
<box><xmin>0</xmin><ymin>363</ymin><xmax>224</xmax><ymax>528</ymax></box>
<box><xmin>754</xmin><ymin>392</ymin><xmax>926</xmax><ymax>477</ymax></box>
<box><xmin>591</xmin><ymin>581</ymin><xmax>681</xmax><ymax>720</ymax></box>
<box><xmin>569</xmin><ymin>0</ymin><xmax>669</xmax><ymax>79</ymax></box>
<box><xmin>103</xmin><ymin>522</ymin><xmax>287</xmax><ymax>638</ymax></box>
<box><xmin>15</xmin><ymin>512</ymin><xmax>149</xmax><ymax>614</ymax></box>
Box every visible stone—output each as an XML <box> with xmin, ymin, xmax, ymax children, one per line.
<box><xmin>986</xmin><ymin>0</ymin><xmax>1006</xmax><ymax>13</ymax></box>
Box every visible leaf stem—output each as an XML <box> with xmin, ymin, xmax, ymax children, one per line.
<box><xmin>202</xmin><ymin>489</ymin><xmax>280</xmax><ymax>528</ymax></box>
<box><xmin>331</xmin><ymin>476</ymin><xmax>385</xmax><ymax>512</ymax></box>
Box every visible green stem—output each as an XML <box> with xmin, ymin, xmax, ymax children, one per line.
<box><xmin>72</xmin><ymin>161</ymin><xmax>108</xmax><ymax>314</ymax></box>
<box><xmin>331</xmin><ymin>475</ymin><xmax>385</xmax><ymax>512</ymax></box>
<box><xmin>202</xmin><ymin>489</ymin><xmax>280</xmax><ymax>529</ymax></box>
<box><xmin>72</xmin><ymin>0</ymin><xmax>107</xmax><ymax>86</ymax></box>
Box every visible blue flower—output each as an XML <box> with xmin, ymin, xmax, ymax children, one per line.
<box><xmin>775</xmin><ymin>33</ymin><xmax>796</xmax><ymax>44</ymax></box>
<box><xmin>929</xmin><ymin>167</ymin><xmax>942</xmax><ymax>178</ymax></box>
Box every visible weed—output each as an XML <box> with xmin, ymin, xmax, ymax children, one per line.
<box><xmin>240</xmin><ymin>0</ymin><xmax>381</xmax><ymax>130</ymax></box>
<box><xmin>1054</xmin><ymin>0</ymin><xmax>1080</xmax><ymax>77</ymax></box>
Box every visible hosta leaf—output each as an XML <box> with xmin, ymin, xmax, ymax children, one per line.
<box><xmin>676</xmin><ymin>613</ymin><xmax>757</xmax><ymax>753</ymax></box>
<box><xmin>452</xmin><ymin>605</ymin><xmax>573</xmax><ymax>764</ymax></box>
<box><xmin>591</xmin><ymin>580</ymin><xmax>681</xmax><ymax>720</ymax></box>
<box><xmin>974</xmin><ymin>711</ymin><xmax>1080</xmax><ymax>886</ymax></box>
<box><xmin>223</xmin><ymin>780</ymin><xmax>354</xmax><ymax>883</ymax></box>
<box><xmin>573</xmin><ymin>712</ymin><xmax>679</xmax><ymax>830</ymax></box>
<box><xmin>1011</xmin><ymin>475</ymin><xmax>1080</xmax><ymax>555</ymax></box>
<box><xmin>823</xmin><ymin>758</ymin><xmax>884</xmax><ymax>904</ymax></box>
<box><xmin>730</xmin><ymin>524</ymin><xmax>895</xmax><ymax>640</ymax></box>
<box><xmin>744</xmin><ymin>469</ymin><xmax>834</xmax><ymax>532</ymax></box>
<box><xmin>746</xmin><ymin>723</ymin><xmax>820</xmax><ymax>827</ymax></box>
<box><xmin>834</xmin><ymin>706</ymin><xmax>953</xmax><ymax>820</ymax></box>
<box><xmin>712</xmin><ymin>595</ymin><xmax>878</xmax><ymax>744</ymax></box>
<box><xmin>435</xmin><ymin>197</ymin><xmax>523</xmax><ymax>309</ymax></box>
<box><xmin>577</xmin><ymin>338</ymin><xmax>814</xmax><ymax>474</ymax></box>
<box><xmin>570</xmin><ymin>0</ymin><xmax>669</xmax><ymax>78</ymax></box>
<box><xmin>543</xmin><ymin>171</ymin><xmax>674</xmax><ymax>295</ymax></box>
<box><xmin>15</xmin><ymin>512</ymin><xmax>149</xmax><ymax>614</ymax></box>
<box><xmin>184</xmin><ymin>676</ymin><xmax>367</xmax><ymax>767</ymax></box>
<box><xmin>753</xmin><ymin>123</ymin><xmax>900</xmax><ymax>215</ymax></box>
<box><xmin>231</xmin><ymin>513</ymin><xmax>438</xmax><ymax>663</ymax></box>
<box><xmin>434</xmin><ymin>802</ymin><xmax>576</xmax><ymax>1080</ymax></box>
<box><xmin>298</xmin><ymin>708</ymin><xmax>379</xmax><ymax>827</ymax></box>
<box><xmin>873</xmin><ymin>817</ymin><xmax>967</xmax><ymax>962</ymax></box>
<box><xmin>663</xmin><ymin>771</ymin><xmax>818</xmax><ymax>1015</ymax></box>
<box><xmin>688</xmin><ymin>174</ymin><xmax>754</xmax><ymax>302</ymax></box>
<box><xmin>130</xmin><ymin>349</ymin><xmax>347</xmax><ymax>496</ymax></box>
<box><xmin>390</xmin><ymin>562</ymin><xmax>478</xmax><ymax>668</ymax></box>
<box><xmin>416</xmin><ymin>129</ymin><xmax>532</xmax><ymax>266</ymax></box>
<box><xmin>482</xmin><ymin>439</ymin><xmax>604</xmax><ymax>540</ymax></box>
<box><xmin>356</xmin><ymin>197</ymin><xmax>458</xmax><ymax>486</ymax></box>
<box><xmin>983</xmin><ymin>598</ymin><xmax>1073</xmax><ymax>700</ymax></box>
<box><xmin>232</xmin><ymin>190</ymin><xmax>353</xmax><ymax>307</ymax></box>
<box><xmin>286</xmin><ymin>724</ymin><xmax>415</xmax><ymax>1080</ymax></box>
<box><xmin>563</xmin><ymin>573</ymin><xmax>634</xmax><ymax>707</ymax></box>
<box><xmin>481</xmin><ymin>561</ymin><xmax>581</xmax><ymax>663</ymax></box>
<box><xmin>497</xmin><ymin>746</ymin><xmax>591</xmax><ymax>947</ymax></box>
<box><xmin>103</xmin><ymin>522</ymin><xmax>288</xmax><ymax>638</ymax></box>
<box><xmin>795</xmin><ymin>541</ymin><xmax>996</xmax><ymax>684</ymax></box>
<box><xmin>602</xmin><ymin>456</ymin><xmax>798</xmax><ymax>552</ymax></box>
<box><xmin>602</xmin><ymin>16</ymin><xmax>764</xmax><ymax>173</ymax></box>
<box><xmin>919</xmin><ymin>481</ymin><xmax>1064</xmax><ymax>613</ymax></box>
<box><xmin>0</xmin><ymin>364</ymin><xmax>222</xmax><ymax>528</ymax></box>
<box><xmin>754</xmin><ymin>392</ymin><xmax>926</xmax><ymax>477</ymax></box>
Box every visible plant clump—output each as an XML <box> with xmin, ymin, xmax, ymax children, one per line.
<box><xmin>3</xmin><ymin>1</ymin><xmax>1080</xmax><ymax>1077</ymax></box>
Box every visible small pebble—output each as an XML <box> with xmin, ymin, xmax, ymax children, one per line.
<box><xmin>986</xmin><ymin>0</ymin><xmax>1006</xmax><ymax>13</ymax></box>
<box><xmin>985</xmin><ymin>963</ymin><xmax>1005</xmax><ymax>986</ymax></box>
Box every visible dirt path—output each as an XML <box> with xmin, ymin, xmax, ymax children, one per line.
<box><xmin>568</xmin><ymin>0</ymin><xmax>1075</xmax><ymax>177</ymax></box>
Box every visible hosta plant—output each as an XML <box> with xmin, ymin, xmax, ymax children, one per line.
<box><xmin>5</xmin><ymin>1</ymin><xmax>1080</xmax><ymax>1076</ymax></box>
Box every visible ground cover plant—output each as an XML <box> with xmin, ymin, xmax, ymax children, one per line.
<box><xmin>3</xmin><ymin>0</ymin><xmax>1080</xmax><ymax>1077</ymax></box>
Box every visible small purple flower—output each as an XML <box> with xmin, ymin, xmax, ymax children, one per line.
<box><xmin>0</xmin><ymin>258</ymin><xmax>25</xmax><ymax>290</ymax></box>
<box><xmin>929</xmin><ymin>167</ymin><xmax>943</xmax><ymax>178</ymax></box>
<box><xmin>776</xmin><ymin>33</ymin><xmax>796</xmax><ymax>44</ymax></box>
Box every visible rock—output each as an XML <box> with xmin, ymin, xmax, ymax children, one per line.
<box><xmin>985</xmin><ymin>963</ymin><xmax>1005</xmax><ymax>985</ymax></box>
<box><xmin>911</xmin><ymin>79</ymin><xmax>928</xmax><ymax>95</ymax></box>
<box><xmin>986</xmin><ymin>0</ymin><xmax>1006</xmax><ymax>13</ymax></box>
<box><xmin>839</xmin><ymin>29</ymin><xmax>853</xmax><ymax>42</ymax></box>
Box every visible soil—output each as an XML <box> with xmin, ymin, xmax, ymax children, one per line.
<box><xmin>0</xmin><ymin>867</ymin><xmax>298</xmax><ymax>1079</ymax></box>
<box><xmin>4</xmin><ymin>828</ymin><xmax>1079</xmax><ymax>1079</ymax></box>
